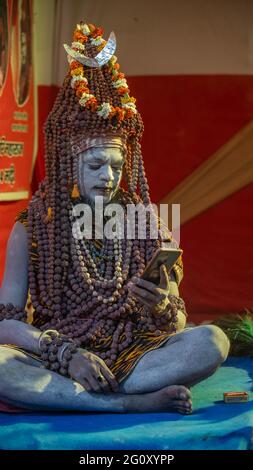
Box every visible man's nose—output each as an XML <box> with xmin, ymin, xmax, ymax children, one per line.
<box><xmin>99</xmin><ymin>165</ymin><xmax>114</xmax><ymax>182</ymax></box>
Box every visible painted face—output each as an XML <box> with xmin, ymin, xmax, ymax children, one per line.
<box><xmin>78</xmin><ymin>146</ymin><xmax>125</xmax><ymax>205</ymax></box>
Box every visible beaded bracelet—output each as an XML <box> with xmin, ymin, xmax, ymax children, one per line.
<box><xmin>38</xmin><ymin>329</ymin><xmax>77</xmax><ymax>376</ymax></box>
<box><xmin>58</xmin><ymin>342</ymin><xmax>73</xmax><ymax>363</ymax></box>
<box><xmin>0</xmin><ymin>303</ymin><xmax>27</xmax><ymax>322</ymax></box>
<box><xmin>169</xmin><ymin>295</ymin><xmax>187</xmax><ymax>317</ymax></box>
<box><xmin>152</xmin><ymin>295</ymin><xmax>187</xmax><ymax>322</ymax></box>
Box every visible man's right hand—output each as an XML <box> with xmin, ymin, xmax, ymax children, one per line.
<box><xmin>68</xmin><ymin>348</ymin><xmax>120</xmax><ymax>394</ymax></box>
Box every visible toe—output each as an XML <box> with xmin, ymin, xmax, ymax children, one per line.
<box><xmin>178</xmin><ymin>407</ymin><xmax>192</xmax><ymax>415</ymax></box>
<box><xmin>178</xmin><ymin>386</ymin><xmax>191</xmax><ymax>400</ymax></box>
<box><xmin>173</xmin><ymin>399</ymin><xmax>192</xmax><ymax>409</ymax></box>
<box><xmin>176</xmin><ymin>402</ymin><xmax>192</xmax><ymax>414</ymax></box>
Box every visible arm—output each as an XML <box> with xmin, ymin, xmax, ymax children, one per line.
<box><xmin>0</xmin><ymin>221</ymin><xmax>40</xmax><ymax>351</ymax></box>
<box><xmin>0</xmin><ymin>221</ymin><xmax>29</xmax><ymax>307</ymax></box>
<box><xmin>0</xmin><ymin>318</ymin><xmax>41</xmax><ymax>354</ymax></box>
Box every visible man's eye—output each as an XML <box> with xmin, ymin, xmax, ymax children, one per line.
<box><xmin>113</xmin><ymin>167</ymin><xmax>122</xmax><ymax>171</ymax></box>
<box><xmin>88</xmin><ymin>165</ymin><xmax>101</xmax><ymax>170</ymax></box>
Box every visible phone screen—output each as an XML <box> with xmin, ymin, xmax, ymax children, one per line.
<box><xmin>141</xmin><ymin>248</ymin><xmax>182</xmax><ymax>285</ymax></box>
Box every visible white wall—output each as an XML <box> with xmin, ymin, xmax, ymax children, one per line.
<box><xmin>33</xmin><ymin>0</ymin><xmax>56</xmax><ymax>85</ymax></box>
<box><xmin>34</xmin><ymin>0</ymin><xmax>253</xmax><ymax>86</ymax></box>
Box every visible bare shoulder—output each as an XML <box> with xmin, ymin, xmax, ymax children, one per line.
<box><xmin>8</xmin><ymin>220</ymin><xmax>28</xmax><ymax>246</ymax></box>
<box><xmin>0</xmin><ymin>221</ymin><xmax>29</xmax><ymax>307</ymax></box>
<box><xmin>5</xmin><ymin>221</ymin><xmax>29</xmax><ymax>267</ymax></box>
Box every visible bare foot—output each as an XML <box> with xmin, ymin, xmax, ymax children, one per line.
<box><xmin>125</xmin><ymin>385</ymin><xmax>192</xmax><ymax>414</ymax></box>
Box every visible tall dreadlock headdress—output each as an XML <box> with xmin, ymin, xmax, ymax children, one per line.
<box><xmin>43</xmin><ymin>22</ymin><xmax>151</xmax><ymax>209</ymax></box>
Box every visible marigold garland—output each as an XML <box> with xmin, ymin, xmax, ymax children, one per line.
<box><xmin>67</xmin><ymin>22</ymin><xmax>137</xmax><ymax>123</ymax></box>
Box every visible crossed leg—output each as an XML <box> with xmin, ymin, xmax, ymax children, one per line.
<box><xmin>0</xmin><ymin>346</ymin><xmax>191</xmax><ymax>414</ymax></box>
<box><xmin>118</xmin><ymin>325</ymin><xmax>230</xmax><ymax>393</ymax></box>
<box><xmin>0</xmin><ymin>325</ymin><xmax>229</xmax><ymax>414</ymax></box>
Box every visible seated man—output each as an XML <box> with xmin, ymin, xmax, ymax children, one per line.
<box><xmin>0</xmin><ymin>22</ymin><xmax>230</xmax><ymax>414</ymax></box>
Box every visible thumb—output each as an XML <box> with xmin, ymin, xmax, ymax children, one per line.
<box><xmin>159</xmin><ymin>264</ymin><xmax>170</xmax><ymax>289</ymax></box>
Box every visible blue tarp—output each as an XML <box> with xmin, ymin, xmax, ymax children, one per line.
<box><xmin>0</xmin><ymin>357</ymin><xmax>252</xmax><ymax>450</ymax></box>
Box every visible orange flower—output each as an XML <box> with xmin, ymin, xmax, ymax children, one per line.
<box><xmin>117</xmin><ymin>72</ymin><xmax>125</xmax><ymax>80</ymax></box>
<box><xmin>73</xmin><ymin>31</ymin><xmax>83</xmax><ymax>40</ymax></box>
<box><xmin>90</xmin><ymin>101</ymin><xmax>99</xmax><ymax>112</ymax></box>
<box><xmin>92</xmin><ymin>27</ymin><xmax>104</xmax><ymax>38</ymax></box>
<box><xmin>125</xmin><ymin>108</ymin><xmax>134</xmax><ymax>119</ymax></box>
<box><xmin>114</xmin><ymin>63</ymin><xmax>120</xmax><ymax>71</ymax></box>
<box><xmin>118</xmin><ymin>87</ymin><xmax>129</xmax><ymax>95</ymax></box>
<box><xmin>115</xmin><ymin>107</ymin><xmax>125</xmax><ymax>122</ymax></box>
<box><xmin>86</xmin><ymin>97</ymin><xmax>98</xmax><ymax>110</ymax></box>
<box><xmin>73</xmin><ymin>31</ymin><xmax>88</xmax><ymax>43</ymax></box>
<box><xmin>111</xmin><ymin>72</ymin><xmax>125</xmax><ymax>82</ymax></box>
<box><xmin>76</xmin><ymin>84</ymin><xmax>90</xmax><ymax>97</ymax></box>
<box><xmin>109</xmin><ymin>107</ymin><xmax>117</xmax><ymax>118</ymax></box>
<box><xmin>71</xmin><ymin>67</ymin><xmax>83</xmax><ymax>76</ymax></box>
<box><xmin>70</xmin><ymin>61</ymin><xmax>80</xmax><ymax>70</ymax></box>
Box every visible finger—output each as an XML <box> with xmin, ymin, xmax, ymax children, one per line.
<box><xmin>101</xmin><ymin>368</ymin><xmax>120</xmax><ymax>392</ymax></box>
<box><xmin>159</xmin><ymin>264</ymin><xmax>170</xmax><ymax>290</ymax></box>
<box><xmin>73</xmin><ymin>375</ymin><xmax>92</xmax><ymax>392</ymax></box>
<box><xmin>133</xmin><ymin>282</ymin><xmax>168</xmax><ymax>304</ymax></box>
<box><xmin>131</xmin><ymin>287</ymin><xmax>168</xmax><ymax>311</ymax></box>
<box><xmin>135</xmin><ymin>278</ymin><xmax>160</xmax><ymax>294</ymax></box>
<box><xmin>88</xmin><ymin>374</ymin><xmax>104</xmax><ymax>393</ymax></box>
<box><xmin>136</xmin><ymin>295</ymin><xmax>153</xmax><ymax>309</ymax></box>
<box><xmin>82</xmin><ymin>378</ymin><xmax>92</xmax><ymax>393</ymax></box>
<box><xmin>95</xmin><ymin>369</ymin><xmax>113</xmax><ymax>393</ymax></box>
<box><xmin>130</xmin><ymin>290</ymin><xmax>155</xmax><ymax>308</ymax></box>
<box><xmin>131</xmin><ymin>285</ymin><xmax>157</xmax><ymax>303</ymax></box>
<box><xmin>101</xmin><ymin>364</ymin><xmax>119</xmax><ymax>392</ymax></box>
<box><xmin>96</xmin><ymin>376</ymin><xmax>111</xmax><ymax>393</ymax></box>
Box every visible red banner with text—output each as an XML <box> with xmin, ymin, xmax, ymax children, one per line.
<box><xmin>0</xmin><ymin>0</ymin><xmax>36</xmax><ymax>201</ymax></box>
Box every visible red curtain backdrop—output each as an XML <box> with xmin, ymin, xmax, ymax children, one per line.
<box><xmin>1</xmin><ymin>76</ymin><xmax>253</xmax><ymax>321</ymax></box>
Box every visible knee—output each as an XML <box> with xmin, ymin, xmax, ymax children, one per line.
<box><xmin>0</xmin><ymin>346</ymin><xmax>18</xmax><ymax>366</ymax></box>
<box><xmin>197</xmin><ymin>325</ymin><xmax>230</xmax><ymax>364</ymax></box>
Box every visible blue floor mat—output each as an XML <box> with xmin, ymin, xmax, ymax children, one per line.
<box><xmin>0</xmin><ymin>357</ymin><xmax>252</xmax><ymax>450</ymax></box>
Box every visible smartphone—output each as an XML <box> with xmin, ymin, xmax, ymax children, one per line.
<box><xmin>141</xmin><ymin>248</ymin><xmax>183</xmax><ymax>285</ymax></box>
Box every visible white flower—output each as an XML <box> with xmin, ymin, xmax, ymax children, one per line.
<box><xmin>79</xmin><ymin>94</ymin><xmax>94</xmax><ymax>106</ymax></box>
<box><xmin>113</xmin><ymin>78</ymin><xmax>128</xmax><ymax>89</ymax></box>
<box><xmin>90</xmin><ymin>36</ymin><xmax>104</xmax><ymax>46</ymax></box>
<box><xmin>71</xmin><ymin>41</ymin><xmax>85</xmax><ymax>51</ymax></box>
<box><xmin>81</xmin><ymin>24</ymin><xmax>91</xmax><ymax>36</ymax></box>
<box><xmin>71</xmin><ymin>75</ymin><xmax>88</xmax><ymax>89</ymax></box>
<box><xmin>122</xmin><ymin>102</ymin><xmax>137</xmax><ymax>113</ymax></box>
<box><xmin>97</xmin><ymin>102</ymin><xmax>112</xmax><ymax>119</ymax></box>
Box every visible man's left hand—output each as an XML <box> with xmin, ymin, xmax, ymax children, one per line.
<box><xmin>128</xmin><ymin>264</ymin><xmax>170</xmax><ymax>316</ymax></box>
